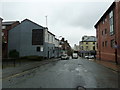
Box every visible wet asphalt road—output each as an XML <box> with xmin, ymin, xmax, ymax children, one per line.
<box><xmin>2</xmin><ymin>57</ymin><xmax>119</xmax><ymax>88</ymax></box>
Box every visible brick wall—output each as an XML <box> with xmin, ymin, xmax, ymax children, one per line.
<box><xmin>95</xmin><ymin>2</ymin><xmax>120</xmax><ymax>64</ymax></box>
<box><xmin>2</xmin><ymin>21</ymin><xmax>20</xmax><ymax>58</ymax></box>
<box><xmin>116</xmin><ymin>1</ymin><xmax>120</xmax><ymax>63</ymax></box>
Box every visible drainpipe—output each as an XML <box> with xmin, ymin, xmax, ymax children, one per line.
<box><xmin>114</xmin><ymin>41</ymin><xmax>118</xmax><ymax>64</ymax></box>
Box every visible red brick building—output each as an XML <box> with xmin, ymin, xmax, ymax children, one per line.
<box><xmin>94</xmin><ymin>1</ymin><xmax>120</xmax><ymax>64</ymax></box>
<box><xmin>2</xmin><ymin>21</ymin><xmax>20</xmax><ymax>58</ymax></box>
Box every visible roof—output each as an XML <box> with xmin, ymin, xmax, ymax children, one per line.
<box><xmin>22</xmin><ymin>19</ymin><xmax>55</xmax><ymax>36</ymax></box>
<box><xmin>21</xmin><ymin>19</ymin><xmax>45</xmax><ymax>28</ymax></box>
<box><xmin>0</xmin><ymin>17</ymin><xmax>3</xmax><ymax>20</ymax></box>
<box><xmin>94</xmin><ymin>2</ymin><xmax>115</xmax><ymax>28</ymax></box>
<box><xmin>82</xmin><ymin>36</ymin><xmax>96</xmax><ymax>42</ymax></box>
<box><xmin>55</xmin><ymin>38</ymin><xmax>59</xmax><ymax>41</ymax></box>
<box><xmin>48</xmin><ymin>31</ymin><xmax>55</xmax><ymax>36</ymax></box>
<box><xmin>2</xmin><ymin>21</ymin><xmax>19</xmax><ymax>26</ymax></box>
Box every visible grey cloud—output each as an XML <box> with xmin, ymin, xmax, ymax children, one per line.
<box><xmin>49</xmin><ymin>2</ymin><xmax>112</xmax><ymax>29</ymax></box>
<box><xmin>69</xmin><ymin>2</ymin><xmax>112</xmax><ymax>29</ymax></box>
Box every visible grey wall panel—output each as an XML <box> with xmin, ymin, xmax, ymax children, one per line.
<box><xmin>8</xmin><ymin>24</ymin><xmax>21</xmax><ymax>56</ymax></box>
<box><xmin>8</xmin><ymin>20</ymin><xmax>45</xmax><ymax>57</ymax></box>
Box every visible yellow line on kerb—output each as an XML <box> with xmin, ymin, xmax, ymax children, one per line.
<box><xmin>2</xmin><ymin>68</ymin><xmax>35</xmax><ymax>80</ymax></box>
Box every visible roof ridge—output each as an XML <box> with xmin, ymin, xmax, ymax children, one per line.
<box><xmin>21</xmin><ymin>19</ymin><xmax>44</xmax><ymax>28</ymax></box>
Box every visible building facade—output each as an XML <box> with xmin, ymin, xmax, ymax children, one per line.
<box><xmin>60</xmin><ymin>38</ymin><xmax>72</xmax><ymax>56</ymax></box>
<box><xmin>44</xmin><ymin>30</ymin><xmax>56</xmax><ymax>58</ymax></box>
<box><xmin>8</xmin><ymin>19</ymin><xmax>57</xmax><ymax>58</ymax></box>
<box><xmin>73</xmin><ymin>44</ymin><xmax>80</xmax><ymax>52</ymax></box>
<box><xmin>0</xmin><ymin>18</ymin><xmax>3</xmax><ymax>59</ymax></box>
<box><xmin>94</xmin><ymin>1</ymin><xmax>120</xmax><ymax>64</ymax></box>
<box><xmin>54</xmin><ymin>38</ymin><xmax>61</xmax><ymax>58</ymax></box>
<box><xmin>2</xmin><ymin>21</ymin><xmax>20</xmax><ymax>58</ymax></box>
<box><xmin>79</xmin><ymin>36</ymin><xmax>97</xmax><ymax>57</ymax></box>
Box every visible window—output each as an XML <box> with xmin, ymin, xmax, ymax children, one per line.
<box><xmin>41</xmin><ymin>46</ymin><xmax>43</xmax><ymax>51</ymax></box>
<box><xmin>109</xmin><ymin>10</ymin><xmax>114</xmax><ymax>35</ymax></box>
<box><xmin>48</xmin><ymin>34</ymin><xmax>50</xmax><ymax>42</ymax></box>
<box><xmin>2</xmin><ymin>32</ymin><xmax>4</xmax><ymax>36</ymax></box>
<box><xmin>102</xmin><ymin>42</ymin><xmax>104</xmax><ymax>47</ymax></box>
<box><xmin>53</xmin><ymin>36</ymin><xmax>54</xmax><ymax>43</ymax></box>
<box><xmin>51</xmin><ymin>36</ymin><xmax>53</xmax><ymax>42</ymax></box>
<box><xmin>32</xmin><ymin>29</ymin><xmax>43</xmax><ymax>45</ymax></box>
<box><xmin>86</xmin><ymin>46</ymin><xmax>88</xmax><ymax>50</ymax></box>
<box><xmin>111</xmin><ymin>39</ymin><xmax>115</xmax><ymax>48</ymax></box>
<box><xmin>102</xmin><ymin>31</ymin><xmax>104</xmax><ymax>35</ymax></box>
<box><xmin>81</xmin><ymin>46</ymin><xmax>83</xmax><ymax>50</ymax></box>
<box><xmin>36</xmin><ymin>47</ymin><xmax>40</xmax><ymax>52</ymax></box>
<box><xmin>102</xmin><ymin>16</ymin><xmax>107</xmax><ymax>24</ymax></box>
<box><xmin>2</xmin><ymin>26</ymin><xmax>6</xmax><ymax>29</ymax></box>
<box><xmin>105</xmin><ymin>29</ymin><xmax>107</xmax><ymax>34</ymax></box>
<box><xmin>53</xmin><ymin>49</ymin><xmax>55</xmax><ymax>53</ymax></box>
<box><xmin>93</xmin><ymin>46</ymin><xmax>95</xmax><ymax>50</ymax></box>
<box><xmin>105</xmin><ymin>17</ymin><xmax>107</xmax><ymax>22</ymax></box>
<box><xmin>96</xmin><ymin>32</ymin><xmax>98</xmax><ymax>38</ymax></box>
<box><xmin>105</xmin><ymin>41</ymin><xmax>107</xmax><ymax>47</ymax></box>
<box><xmin>97</xmin><ymin>43</ymin><xmax>98</xmax><ymax>49</ymax></box>
<box><xmin>102</xmin><ymin>19</ymin><xmax>105</xmax><ymax>24</ymax></box>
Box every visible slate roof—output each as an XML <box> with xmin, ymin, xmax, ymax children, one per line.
<box><xmin>82</xmin><ymin>36</ymin><xmax>97</xmax><ymax>42</ymax></box>
<box><xmin>21</xmin><ymin>19</ymin><xmax>44</xmax><ymax>28</ymax></box>
<box><xmin>2</xmin><ymin>21</ymin><xmax>19</xmax><ymax>25</ymax></box>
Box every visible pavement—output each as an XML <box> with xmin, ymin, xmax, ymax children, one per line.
<box><xmin>89</xmin><ymin>59</ymin><xmax>120</xmax><ymax>72</ymax></box>
<box><xmin>2</xmin><ymin>58</ymin><xmax>60</xmax><ymax>79</ymax></box>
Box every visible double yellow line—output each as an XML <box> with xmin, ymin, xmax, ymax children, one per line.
<box><xmin>2</xmin><ymin>67</ymin><xmax>37</xmax><ymax>80</ymax></box>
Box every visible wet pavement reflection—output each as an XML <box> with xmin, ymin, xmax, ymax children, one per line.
<box><xmin>2</xmin><ymin>58</ymin><xmax>119</xmax><ymax>88</ymax></box>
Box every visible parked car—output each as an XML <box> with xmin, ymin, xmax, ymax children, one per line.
<box><xmin>85</xmin><ymin>55</ymin><xmax>89</xmax><ymax>59</ymax></box>
<box><xmin>72</xmin><ymin>53</ymin><xmax>78</xmax><ymax>59</ymax></box>
<box><xmin>85</xmin><ymin>55</ymin><xmax>95</xmax><ymax>59</ymax></box>
<box><xmin>88</xmin><ymin>55</ymin><xmax>94</xmax><ymax>59</ymax></box>
<box><xmin>61</xmin><ymin>54</ymin><xmax>69</xmax><ymax>60</ymax></box>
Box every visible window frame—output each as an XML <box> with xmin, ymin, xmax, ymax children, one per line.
<box><xmin>32</xmin><ymin>29</ymin><xmax>44</xmax><ymax>45</ymax></box>
<box><xmin>105</xmin><ymin>41</ymin><xmax>107</xmax><ymax>47</ymax></box>
<box><xmin>111</xmin><ymin>39</ymin><xmax>115</xmax><ymax>48</ymax></box>
<box><xmin>109</xmin><ymin>10</ymin><xmax>114</xmax><ymax>35</ymax></box>
<box><xmin>36</xmin><ymin>47</ymin><xmax>40</xmax><ymax>52</ymax></box>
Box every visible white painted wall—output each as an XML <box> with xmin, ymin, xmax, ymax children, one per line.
<box><xmin>44</xmin><ymin>29</ymin><xmax>48</xmax><ymax>43</ymax></box>
<box><xmin>46</xmin><ymin>32</ymin><xmax>55</xmax><ymax>44</ymax></box>
<box><xmin>55</xmin><ymin>39</ymin><xmax>59</xmax><ymax>47</ymax></box>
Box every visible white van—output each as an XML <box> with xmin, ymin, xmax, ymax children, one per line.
<box><xmin>72</xmin><ymin>53</ymin><xmax>78</xmax><ymax>59</ymax></box>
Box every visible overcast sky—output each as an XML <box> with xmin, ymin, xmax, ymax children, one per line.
<box><xmin>0</xmin><ymin>0</ymin><xmax>114</xmax><ymax>47</ymax></box>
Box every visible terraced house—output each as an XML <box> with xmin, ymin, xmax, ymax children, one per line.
<box><xmin>79</xmin><ymin>36</ymin><xmax>97</xmax><ymax>57</ymax></box>
<box><xmin>8</xmin><ymin>19</ymin><xmax>59</xmax><ymax>58</ymax></box>
<box><xmin>94</xmin><ymin>1</ymin><xmax>120</xmax><ymax>64</ymax></box>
